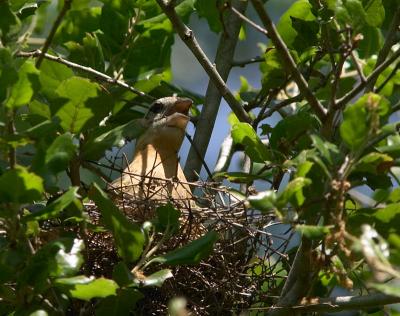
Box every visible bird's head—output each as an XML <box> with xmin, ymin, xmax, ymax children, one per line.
<box><xmin>136</xmin><ymin>96</ymin><xmax>193</xmax><ymax>152</ymax></box>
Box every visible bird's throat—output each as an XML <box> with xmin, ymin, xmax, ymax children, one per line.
<box><xmin>132</xmin><ymin>144</ymin><xmax>181</xmax><ymax>180</ymax></box>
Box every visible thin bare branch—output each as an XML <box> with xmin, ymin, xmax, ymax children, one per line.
<box><xmin>155</xmin><ymin>0</ymin><xmax>251</xmax><ymax>125</ymax></box>
<box><xmin>260</xmin><ymin>94</ymin><xmax>302</xmax><ymax>120</ymax></box>
<box><xmin>17</xmin><ymin>50</ymin><xmax>155</xmax><ymax>101</ymax></box>
<box><xmin>350</xmin><ymin>51</ymin><xmax>366</xmax><ymax>83</ymax></box>
<box><xmin>228</xmin><ymin>3</ymin><xmax>268</xmax><ymax>36</ymax></box>
<box><xmin>336</xmin><ymin>49</ymin><xmax>400</xmax><ymax>108</ymax></box>
<box><xmin>232</xmin><ymin>56</ymin><xmax>264</xmax><ymax>67</ymax></box>
<box><xmin>263</xmin><ymin>293</ymin><xmax>400</xmax><ymax>314</ymax></box>
<box><xmin>250</xmin><ymin>0</ymin><xmax>327</xmax><ymax>121</ymax></box>
<box><xmin>365</xmin><ymin>7</ymin><xmax>400</xmax><ymax>91</ymax></box>
<box><xmin>376</xmin><ymin>61</ymin><xmax>400</xmax><ymax>93</ymax></box>
<box><xmin>36</xmin><ymin>0</ymin><xmax>72</xmax><ymax>68</ymax></box>
<box><xmin>180</xmin><ymin>0</ymin><xmax>250</xmax><ymax>181</ymax></box>
<box><xmin>213</xmin><ymin>134</ymin><xmax>235</xmax><ymax>174</ymax></box>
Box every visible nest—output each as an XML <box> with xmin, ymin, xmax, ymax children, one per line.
<box><xmin>82</xmin><ymin>164</ymin><xmax>294</xmax><ymax>315</ymax></box>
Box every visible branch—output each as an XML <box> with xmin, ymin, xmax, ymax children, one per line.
<box><xmin>17</xmin><ymin>50</ymin><xmax>155</xmax><ymax>101</ymax></box>
<box><xmin>250</xmin><ymin>0</ymin><xmax>327</xmax><ymax>121</ymax></box>
<box><xmin>266</xmin><ymin>237</ymin><xmax>313</xmax><ymax>316</ymax></box>
<box><xmin>36</xmin><ymin>0</ymin><xmax>72</xmax><ymax>68</ymax></box>
<box><xmin>376</xmin><ymin>61</ymin><xmax>400</xmax><ymax>93</ymax></box>
<box><xmin>213</xmin><ymin>134</ymin><xmax>235</xmax><ymax>174</ymax></box>
<box><xmin>231</xmin><ymin>56</ymin><xmax>264</xmax><ymax>67</ymax></box>
<box><xmin>260</xmin><ymin>94</ymin><xmax>302</xmax><ymax>120</ymax></box>
<box><xmin>228</xmin><ymin>3</ymin><xmax>268</xmax><ymax>36</ymax></box>
<box><xmin>365</xmin><ymin>7</ymin><xmax>400</xmax><ymax>91</ymax></box>
<box><xmin>336</xmin><ymin>49</ymin><xmax>400</xmax><ymax>108</ymax></box>
<box><xmin>179</xmin><ymin>0</ymin><xmax>250</xmax><ymax>181</ymax></box>
<box><xmin>263</xmin><ymin>293</ymin><xmax>400</xmax><ymax>314</ymax></box>
<box><xmin>155</xmin><ymin>0</ymin><xmax>251</xmax><ymax>125</ymax></box>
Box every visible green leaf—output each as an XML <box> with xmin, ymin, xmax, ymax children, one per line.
<box><xmin>358</xmin><ymin>25</ymin><xmax>384</xmax><ymax>58</ymax></box>
<box><xmin>95</xmin><ymin>288</ymin><xmax>143</xmax><ymax>316</ymax></box>
<box><xmin>23</xmin><ymin>187</ymin><xmax>81</xmax><ymax>222</ymax></box>
<box><xmin>154</xmin><ymin>203</ymin><xmax>180</xmax><ymax>235</ymax></box>
<box><xmin>39</xmin><ymin>58</ymin><xmax>74</xmax><ymax>99</ymax></box>
<box><xmin>0</xmin><ymin>48</ymin><xmax>18</xmax><ymax>102</ymax></box>
<box><xmin>100</xmin><ymin>3</ymin><xmax>130</xmax><ymax>50</ymax></box>
<box><xmin>364</xmin><ymin>0</ymin><xmax>385</xmax><ymax>27</ymax></box>
<box><xmin>277</xmin><ymin>0</ymin><xmax>316</xmax><ymax>52</ymax></box>
<box><xmin>260</xmin><ymin>49</ymin><xmax>287</xmax><ymax>91</ymax></box>
<box><xmin>89</xmin><ymin>183</ymin><xmax>145</xmax><ymax>262</ymax></box>
<box><xmin>6</xmin><ymin>61</ymin><xmax>40</xmax><ymax>108</ymax></box>
<box><xmin>0</xmin><ymin>166</ymin><xmax>44</xmax><ymax>203</ymax></box>
<box><xmin>195</xmin><ymin>0</ymin><xmax>222</xmax><ymax>33</ymax></box>
<box><xmin>310</xmin><ymin>134</ymin><xmax>340</xmax><ymax>166</ymax></box>
<box><xmin>55</xmin><ymin>77</ymin><xmax>110</xmax><ymax>133</ymax></box>
<box><xmin>370</xmin><ymin>283</ymin><xmax>400</xmax><ymax>297</ymax></box>
<box><xmin>231</xmin><ymin>122</ymin><xmax>270</xmax><ymax>163</ymax></box>
<box><xmin>81</xmin><ymin>119</ymin><xmax>146</xmax><ymax>160</ymax></box>
<box><xmin>150</xmin><ymin>231</ymin><xmax>218</xmax><ymax>266</ymax></box>
<box><xmin>141</xmin><ymin>269</ymin><xmax>173</xmax><ymax>287</ymax></box>
<box><xmin>278</xmin><ymin>177</ymin><xmax>312</xmax><ymax>207</ymax></box>
<box><xmin>247</xmin><ymin>190</ymin><xmax>277</xmax><ymax>213</ymax></box>
<box><xmin>53</xmin><ymin>238</ymin><xmax>85</xmax><ymax>277</ymax></box>
<box><xmin>0</xmin><ymin>2</ymin><xmax>21</xmax><ymax>44</ymax></box>
<box><xmin>270</xmin><ymin>111</ymin><xmax>320</xmax><ymax>155</ymax></box>
<box><xmin>20</xmin><ymin>238</ymin><xmax>84</xmax><ymax>290</ymax></box>
<box><xmin>340</xmin><ymin>93</ymin><xmax>383</xmax><ymax>150</ymax></box>
<box><xmin>65</xmin><ymin>32</ymin><xmax>105</xmax><ymax>72</ymax></box>
<box><xmin>123</xmin><ymin>20</ymin><xmax>174</xmax><ymax>78</ymax></box>
<box><xmin>374</xmin><ymin>203</ymin><xmax>400</xmax><ymax>224</ymax></box>
<box><xmin>112</xmin><ymin>262</ymin><xmax>133</xmax><ymax>287</ymax></box>
<box><xmin>214</xmin><ymin>171</ymin><xmax>272</xmax><ymax>184</ymax></box>
<box><xmin>290</xmin><ymin>16</ymin><xmax>319</xmax><ymax>53</ymax></box>
<box><xmin>45</xmin><ymin>133</ymin><xmax>77</xmax><ymax>173</ymax></box>
<box><xmin>16</xmin><ymin>2</ymin><xmax>46</xmax><ymax>20</ymax></box>
<box><xmin>353</xmin><ymin>152</ymin><xmax>393</xmax><ymax>174</ymax></box>
<box><xmin>55</xmin><ymin>8</ymin><xmax>101</xmax><ymax>44</ymax></box>
<box><xmin>56</xmin><ymin>276</ymin><xmax>119</xmax><ymax>301</ymax></box>
<box><xmin>296</xmin><ymin>225</ymin><xmax>331</xmax><ymax>239</ymax></box>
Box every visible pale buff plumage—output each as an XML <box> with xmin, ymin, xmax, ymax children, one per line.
<box><xmin>110</xmin><ymin>97</ymin><xmax>193</xmax><ymax>208</ymax></box>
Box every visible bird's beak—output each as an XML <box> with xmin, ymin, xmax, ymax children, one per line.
<box><xmin>166</xmin><ymin>113</ymin><xmax>190</xmax><ymax>130</ymax></box>
<box><xmin>167</xmin><ymin>98</ymin><xmax>193</xmax><ymax>116</ymax></box>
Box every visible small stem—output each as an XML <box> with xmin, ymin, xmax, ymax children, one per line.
<box><xmin>155</xmin><ymin>0</ymin><xmax>251</xmax><ymax>124</ymax></box>
<box><xmin>251</xmin><ymin>0</ymin><xmax>327</xmax><ymax>121</ymax></box>
<box><xmin>7</xmin><ymin>110</ymin><xmax>16</xmax><ymax>168</ymax></box>
<box><xmin>36</xmin><ymin>0</ymin><xmax>73</xmax><ymax>68</ymax></box>
<box><xmin>228</xmin><ymin>3</ymin><xmax>268</xmax><ymax>36</ymax></box>
<box><xmin>376</xmin><ymin>62</ymin><xmax>400</xmax><ymax>93</ymax></box>
<box><xmin>17</xmin><ymin>50</ymin><xmax>154</xmax><ymax>101</ymax></box>
<box><xmin>336</xmin><ymin>49</ymin><xmax>400</xmax><ymax>108</ymax></box>
<box><xmin>232</xmin><ymin>56</ymin><xmax>265</xmax><ymax>67</ymax></box>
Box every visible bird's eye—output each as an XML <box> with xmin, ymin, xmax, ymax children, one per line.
<box><xmin>150</xmin><ymin>101</ymin><xmax>163</xmax><ymax>113</ymax></box>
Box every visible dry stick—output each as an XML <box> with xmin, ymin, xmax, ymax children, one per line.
<box><xmin>376</xmin><ymin>61</ymin><xmax>400</xmax><ymax>93</ymax></box>
<box><xmin>17</xmin><ymin>50</ymin><xmax>155</xmax><ymax>101</ymax></box>
<box><xmin>231</xmin><ymin>56</ymin><xmax>264</xmax><ymax>67</ymax></box>
<box><xmin>250</xmin><ymin>293</ymin><xmax>400</xmax><ymax>314</ymax></box>
<box><xmin>36</xmin><ymin>0</ymin><xmax>73</xmax><ymax>68</ymax></box>
<box><xmin>177</xmin><ymin>0</ymin><xmax>250</xmax><ymax>182</ymax></box>
<box><xmin>336</xmin><ymin>49</ymin><xmax>400</xmax><ymax>109</ymax></box>
<box><xmin>250</xmin><ymin>0</ymin><xmax>327</xmax><ymax>121</ymax></box>
<box><xmin>365</xmin><ymin>7</ymin><xmax>400</xmax><ymax>92</ymax></box>
<box><xmin>229</xmin><ymin>4</ymin><xmax>268</xmax><ymax>36</ymax></box>
<box><xmin>155</xmin><ymin>0</ymin><xmax>251</xmax><ymax>127</ymax></box>
<box><xmin>213</xmin><ymin>134</ymin><xmax>235</xmax><ymax>174</ymax></box>
<box><xmin>260</xmin><ymin>94</ymin><xmax>302</xmax><ymax>120</ymax></box>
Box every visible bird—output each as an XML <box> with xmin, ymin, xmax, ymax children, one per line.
<box><xmin>110</xmin><ymin>96</ymin><xmax>193</xmax><ymax>217</ymax></box>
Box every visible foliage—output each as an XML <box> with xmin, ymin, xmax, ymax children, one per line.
<box><xmin>0</xmin><ymin>0</ymin><xmax>399</xmax><ymax>315</ymax></box>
